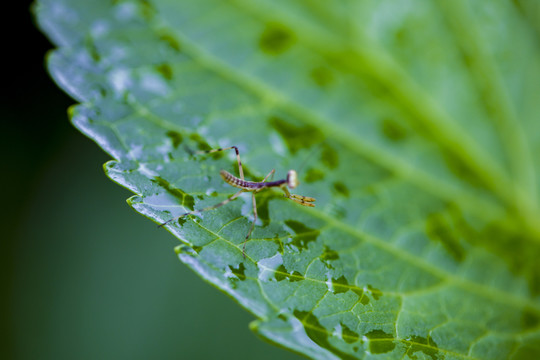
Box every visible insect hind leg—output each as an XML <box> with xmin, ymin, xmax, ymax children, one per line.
<box><xmin>158</xmin><ymin>189</ymin><xmax>245</xmax><ymax>227</ymax></box>
<box><xmin>195</xmin><ymin>146</ymin><xmax>244</xmax><ymax>180</ymax></box>
<box><xmin>242</xmin><ymin>193</ymin><xmax>258</xmax><ymax>258</ymax></box>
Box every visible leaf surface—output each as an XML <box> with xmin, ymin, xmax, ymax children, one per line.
<box><xmin>36</xmin><ymin>0</ymin><xmax>540</xmax><ymax>359</ymax></box>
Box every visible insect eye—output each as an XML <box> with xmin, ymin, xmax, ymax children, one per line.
<box><xmin>287</xmin><ymin>170</ymin><xmax>299</xmax><ymax>189</ymax></box>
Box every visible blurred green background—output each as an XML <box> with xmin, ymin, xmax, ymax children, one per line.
<box><xmin>2</xmin><ymin>2</ymin><xmax>301</xmax><ymax>359</ymax></box>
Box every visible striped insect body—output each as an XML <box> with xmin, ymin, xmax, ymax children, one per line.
<box><xmin>159</xmin><ymin>146</ymin><xmax>316</xmax><ymax>257</ymax></box>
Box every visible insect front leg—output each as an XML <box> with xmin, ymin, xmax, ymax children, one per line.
<box><xmin>281</xmin><ymin>186</ymin><xmax>316</xmax><ymax>207</ymax></box>
<box><xmin>242</xmin><ymin>192</ymin><xmax>258</xmax><ymax>258</ymax></box>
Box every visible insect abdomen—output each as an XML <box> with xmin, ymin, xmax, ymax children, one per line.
<box><xmin>220</xmin><ymin>170</ymin><xmax>255</xmax><ymax>189</ymax></box>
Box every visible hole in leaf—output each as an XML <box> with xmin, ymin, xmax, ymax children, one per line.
<box><xmin>259</xmin><ymin>22</ymin><xmax>296</xmax><ymax>55</ymax></box>
<box><xmin>159</xmin><ymin>33</ymin><xmax>182</xmax><ymax>52</ymax></box>
<box><xmin>320</xmin><ymin>144</ymin><xmax>339</xmax><ymax>169</ymax></box>
<box><xmin>365</xmin><ymin>329</ymin><xmax>396</xmax><ymax>354</ymax></box>
<box><xmin>268</xmin><ymin>116</ymin><xmax>323</xmax><ymax>154</ymax></box>
<box><xmin>284</xmin><ymin>220</ymin><xmax>320</xmax><ymax>251</ymax></box>
<box><xmin>426</xmin><ymin>212</ymin><xmax>465</xmax><ymax>262</ymax></box>
<box><xmin>332</xmin><ymin>181</ymin><xmax>349</xmax><ymax>197</ymax></box>
<box><xmin>321</xmin><ymin>246</ymin><xmax>339</xmax><ymax>261</ymax></box>
<box><xmin>404</xmin><ymin>335</ymin><xmax>441</xmax><ymax>360</ymax></box>
<box><xmin>151</xmin><ymin>176</ymin><xmax>195</xmax><ymax>211</ymax></box>
<box><xmin>304</xmin><ymin>168</ymin><xmax>325</xmax><ymax>183</ymax></box>
<box><xmin>156</xmin><ymin>63</ymin><xmax>173</xmax><ymax>80</ymax></box>
<box><xmin>229</xmin><ymin>263</ymin><xmax>246</xmax><ymax>281</ymax></box>
<box><xmin>381</xmin><ymin>118</ymin><xmax>408</xmax><ymax>142</ymax></box>
<box><xmin>310</xmin><ymin>66</ymin><xmax>334</xmax><ymax>87</ymax></box>
<box><xmin>274</xmin><ymin>264</ymin><xmax>302</xmax><ymax>282</ymax></box>
<box><xmin>367</xmin><ymin>285</ymin><xmax>382</xmax><ymax>300</ymax></box>
<box><xmin>332</xmin><ymin>275</ymin><xmax>368</xmax><ymax>304</ymax></box>
<box><xmin>293</xmin><ymin>311</ymin><xmax>357</xmax><ymax>360</ymax></box>
<box><xmin>341</xmin><ymin>323</ymin><xmax>360</xmax><ymax>344</ymax></box>
<box><xmin>166</xmin><ymin>130</ymin><xmax>183</xmax><ymax>148</ymax></box>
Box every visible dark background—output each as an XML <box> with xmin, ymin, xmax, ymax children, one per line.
<box><xmin>2</xmin><ymin>2</ymin><xmax>301</xmax><ymax>359</ymax></box>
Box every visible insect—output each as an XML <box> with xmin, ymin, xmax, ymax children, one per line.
<box><xmin>159</xmin><ymin>146</ymin><xmax>316</xmax><ymax>257</ymax></box>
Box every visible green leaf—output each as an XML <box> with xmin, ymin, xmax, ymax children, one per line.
<box><xmin>36</xmin><ymin>0</ymin><xmax>540</xmax><ymax>359</ymax></box>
